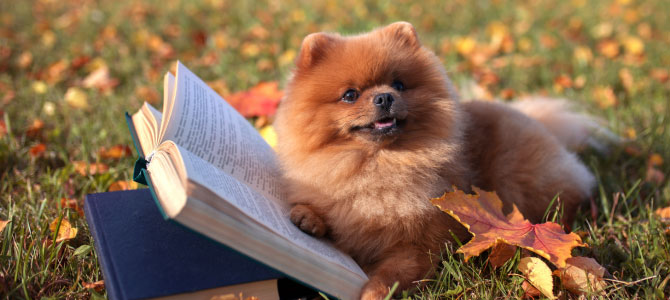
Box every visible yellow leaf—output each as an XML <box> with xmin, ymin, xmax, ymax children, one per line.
<box><xmin>49</xmin><ymin>218</ymin><xmax>78</xmax><ymax>242</ymax></box>
<box><xmin>0</xmin><ymin>219</ymin><xmax>8</xmax><ymax>233</ymax></box>
<box><xmin>31</xmin><ymin>81</ymin><xmax>48</xmax><ymax>94</ymax></box>
<box><xmin>260</xmin><ymin>125</ymin><xmax>277</xmax><ymax>148</ymax></box>
<box><xmin>455</xmin><ymin>36</ymin><xmax>476</xmax><ymax>56</ymax></box>
<box><xmin>518</xmin><ymin>257</ymin><xmax>555</xmax><ymax>299</ymax></box>
<box><xmin>108</xmin><ymin>180</ymin><xmax>139</xmax><ymax>192</ymax></box>
<box><xmin>64</xmin><ymin>87</ymin><xmax>89</xmax><ymax>109</ymax></box>
<box><xmin>573</xmin><ymin>46</ymin><xmax>593</xmax><ymax>65</ymax></box>
<box><xmin>649</xmin><ymin>153</ymin><xmax>663</xmax><ymax>167</ymax></box>
<box><xmin>557</xmin><ymin>257</ymin><xmax>608</xmax><ymax>295</ymax></box>
<box><xmin>623</xmin><ymin>36</ymin><xmax>644</xmax><ymax>56</ymax></box>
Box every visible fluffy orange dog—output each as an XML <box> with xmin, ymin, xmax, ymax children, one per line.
<box><xmin>274</xmin><ymin>22</ymin><xmax>597</xmax><ymax>299</ymax></box>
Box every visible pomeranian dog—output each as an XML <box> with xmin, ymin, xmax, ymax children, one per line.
<box><xmin>274</xmin><ymin>22</ymin><xmax>598</xmax><ymax>299</ymax></box>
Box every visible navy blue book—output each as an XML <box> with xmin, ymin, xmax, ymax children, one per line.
<box><xmin>85</xmin><ymin>189</ymin><xmax>316</xmax><ymax>300</ymax></box>
<box><xmin>123</xmin><ymin>63</ymin><xmax>367</xmax><ymax>300</ymax></box>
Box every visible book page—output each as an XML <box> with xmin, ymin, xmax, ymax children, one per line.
<box><xmin>173</xmin><ymin>144</ymin><xmax>366</xmax><ymax>278</ymax></box>
<box><xmin>161</xmin><ymin>63</ymin><xmax>281</xmax><ymax>201</ymax></box>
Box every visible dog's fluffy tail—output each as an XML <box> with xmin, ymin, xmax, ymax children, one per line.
<box><xmin>510</xmin><ymin>97</ymin><xmax>617</xmax><ymax>152</ymax></box>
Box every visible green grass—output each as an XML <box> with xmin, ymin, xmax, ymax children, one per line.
<box><xmin>1</xmin><ymin>0</ymin><xmax>669</xmax><ymax>298</ymax></box>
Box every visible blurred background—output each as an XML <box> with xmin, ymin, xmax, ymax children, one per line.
<box><xmin>0</xmin><ymin>0</ymin><xmax>668</xmax><ymax>298</ymax></box>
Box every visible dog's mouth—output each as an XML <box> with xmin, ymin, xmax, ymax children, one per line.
<box><xmin>351</xmin><ymin>116</ymin><xmax>405</xmax><ymax>136</ymax></box>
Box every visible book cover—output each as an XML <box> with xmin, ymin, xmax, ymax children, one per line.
<box><xmin>84</xmin><ymin>189</ymin><xmax>315</xmax><ymax>299</ymax></box>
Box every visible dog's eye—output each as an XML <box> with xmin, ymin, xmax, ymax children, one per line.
<box><xmin>391</xmin><ymin>80</ymin><xmax>405</xmax><ymax>91</ymax></box>
<box><xmin>341</xmin><ymin>89</ymin><xmax>359</xmax><ymax>103</ymax></box>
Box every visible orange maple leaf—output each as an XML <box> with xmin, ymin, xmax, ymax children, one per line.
<box><xmin>431</xmin><ymin>187</ymin><xmax>586</xmax><ymax>268</ymax></box>
<box><xmin>225</xmin><ymin>81</ymin><xmax>283</xmax><ymax>117</ymax></box>
<box><xmin>98</xmin><ymin>144</ymin><xmax>132</xmax><ymax>159</ymax></box>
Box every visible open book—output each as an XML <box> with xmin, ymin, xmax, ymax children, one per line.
<box><xmin>128</xmin><ymin>62</ymin><xmax>367</xmax><ymax>300</ymax></box>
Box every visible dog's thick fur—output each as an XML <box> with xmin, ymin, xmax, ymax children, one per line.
<box><xmin>274</xmin><ymin>22</ymin><xmax>596</xmax><ymax>299</ymax></box>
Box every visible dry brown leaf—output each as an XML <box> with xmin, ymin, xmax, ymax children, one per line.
<box><xmin>108</xmin><ymin>180</ymin><xmax>139</xmax><ymax>192</ymax></box>
<box><xmin>73</xmin><ymin>161</ymin><xmax>109</xmax><ymax>176</ymax></box>
<box><xmin>518</xmin><ymin>257</ymin><xmax>555</xmax><ymax>299</ymax></box>
<box><xmin>64</xmin><ymin>87</ymin><xmax>89</xmax><ymax>109</ymax></box>
<box><xmin>26</xmin><ymin>119</ymin><xmax>45</xmax><ymax>139</ymax></box>
<box><xmin>49</xmin><ymin>218</ymin><xmax>78</xmax><ymax>242</ymax></box>
<box><xmin>0</xmin><ymin>219</ymin><xmax>8</xmax><ymax>233</ymax></box>
<box><xmin>655</xmin><ymin>206</ymin><xmax>670</xmax><ymax>222</ymax></box>
<box><xmin>135</xmin><ymin>86</ymin><xmax>160</xmax><ymax>104</ymax></box>
<box><xmin>556</xmin><ymin>256</ymin><xmax>608</xmax><ymax>295</ymax></box>
<box><xmin>82</xmin><ymin>66</ymin><xmax>119</xmax><ymax>93</ymax></box>
<box><xmin>521</xmin><ymin>280</ymin><xmax>542</xmax><ymax>299</ymax></box>
<box><xmin>646</xmin><ymin>166</ymin><xmax>665</xmax><ymax>185</ymax></box>
<box><xmin>83</xmin><ymin>280</ymin><xmax>105</xmax><ymax>292</ymax></box>
<box><xmin>431</xmin><ymin>187</ymin><xmax>585</xmax><ymax>268</ymax></box>
<box><xmin>29</xmin><ymin>143</ymin><xmax>46</xmax><ymax>157</ymax></box>
<box><xmin>489</xmin><ymin>242</ymin><xmax>517</xmax><ymax>268</ymax></box>
<box><xmin>98</xmin><ymin>145</ymin><xmax>132</xmax><ymax>159</ymax></box>
<box><xmin>60</xmin><ymin>198</ymin><xmax>84</xmax><ymax>217</ymax></box>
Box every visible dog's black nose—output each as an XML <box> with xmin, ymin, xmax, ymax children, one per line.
<box><xmin>373</xmin><ymin>93</ymin><xmax>394</xmax><ymax>110</ymax></box>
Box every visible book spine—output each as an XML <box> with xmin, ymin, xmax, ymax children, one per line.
<box><xmin>125</xmin><ymin>112</ymin><xmax>149</xmax><ymax>185</ymax></box>
<box><xmin>84</xmin><ymin>194</ymin><xmax>125</xmax><ymax>300</ymax></box>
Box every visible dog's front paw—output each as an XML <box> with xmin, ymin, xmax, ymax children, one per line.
<box><xmin>360</xmin><ymin>278</ymin><xmax>391</xmax><ymax>300</ymax></box>
<box><xmin>290</xmin><ymin>204</ymin><xmax>326</xmax><ymax>237</ymax></box>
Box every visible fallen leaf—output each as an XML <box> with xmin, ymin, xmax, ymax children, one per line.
<box><xmin>49</xmin><ymin>218</ymin><xmax>78</xmax><ymax>242</ymax></box>
<box><xmin>225</xmin><ymin>82</ymin><xmax>283</xmax><ymax>117</ymax></box>
<box><xmin>521</xmin><ymin>280</ymin><xmax>542</xmax><ymax>299</ymax></box>
<box><xmin>649</xmin><ymin>153</ymin><xmax>664</xmax><ymax>167</ymax></box>
<box><xmin>70</xmin><ymin>55</ymin><xmax>91</xmax><ymax>70</ymax></box>
<box><xmin>556</xmin><ymin>257</ymin><xmax>608</xmax><ymax>295</ymax></box>
<box><xmin>592</xmin><ymin>86</ymin><xmax>617</xmax><ymax>108</ymax></box>
<box><xmin>60</xmin><ymin>198</ymin><xmax>84</xmax><ymax>216</ymax></box>
<box><xmin>73</xmin><ymin>161</ymin><xmax>109</xmax><ymax>176</ymax></box>
<box><xmin>650</xmin><ymin>68</ymin><xmax>669</xmax><ymax>83</ymax></box>
<box><xmin>573</xmin><ymin>46</ymin><xmax>593</xmax><ymax>65</ymax></box>
<box><xmin>83</xmin><ymin>280</ymin><xmax>104</xmax><ymax>292</ymax></box>
<box><xmin>518</xmin><ymin>257</ymin><xmax>555</xmax><ymax>299</ymax></box>
<box><xmin>17</xmin><ymin>51</ymin><xmax>32</xmax><ymax>69</ymax></box>
<box><xmin>108</xmin><ymin>180</ymin><xmax>139</xmax><ymax>191</ymax></box>
<box><xmin>98</xmin><ymin>145</ymin><xmax>132</xmax><ymax>159</ymax></box>
<box><xmin>431</xmin><ymin>187</ymin><xmax>586</xmax><ymax>268</ymax></box>
<box><xmin>64</xmin><ymin>87</ymin><xmax>89</xmax><ymax>109</ymax></box>
<box><xmin>0</xmin><ymin>219</ymin><xmax>8</xmax><ymax>233</ymax></box>
<box><xmin>82</xmin><ymin>67</ymin><xmax>119</xmax><ymax>93</ymax></box>
<box><xmin>135</xmin><ymin>86</ymin><xmax>160</xmax><ymax>104</ymax></box>
<box><xmin>29</xmin><ymin>143</ymin><xmax>46</xmax><ymax>157</ymax></box>
<box><xmin>656</xmin><ymin>206</ymin><xmax>670</xmax><ymax>222</ymax></box>
<box><xmin>646</xmin><ymin>166</ymin><xmax>665</xmax><ymax>185</ymax></box>
<box><xmin>0</xmin><ymin>119</ymin><xmax>6</xmax><ymax>138</ymax></box>
<box><xmin>622</xmin><ymin>36</ymin><xmax>644</xmax><ymax>56</ymax></box>
<box><xmin>489</xmin><ymin>242</ymin><xmax>517</xmax><ymax>268</ymax></box>
<box><xmin>597</xmin><ymin>40</ymin><xmax>619</xmax><ymax>59</ymax></box>
<box><xmin>31</xmin><ymin>81</ymin><xmax>48</xmax><ymax>94</ymax></box>
<box><xmin>259</xmin><ymin>125</ymin><xmax>277</xmax><ymax>148</ymax></box>
<box><xmin>26</xmin><ymin>119</ymin><xmax>45</xmax><ymax>139</ymax></box>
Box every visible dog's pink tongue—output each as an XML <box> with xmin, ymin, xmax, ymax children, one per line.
<box><xmin>374</xmin><ymin>119</ymin><xmax>394</xmax><ymax>129</ymax></box>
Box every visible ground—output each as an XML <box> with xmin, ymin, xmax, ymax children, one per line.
<box><xmin>0</xmin><ymin>0</ymin><xmax>668</xmax><ymax>299</ymax></box>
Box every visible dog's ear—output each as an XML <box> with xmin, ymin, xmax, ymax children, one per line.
<box><xmin>383</xmin><ymin>22</ymin><xmax>420</xmax><ymax>48</ymax></box>
<box><xmin>297</xmin><ymin>32</ymin><xmax>338</xmax><ymax>69</ymax></box>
